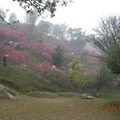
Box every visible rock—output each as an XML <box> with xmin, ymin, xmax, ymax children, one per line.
<box><xmin>4</xmin><ymin>91</ymin><xmax>15</xmax><ymax>99</ymax></box>
<box><xmin>86</xmin><ymin>96</ymin><xmax>94</xmax><ymax>99</ymax></box>
<box><xmin>80</xmin><ymin>93</ymin><xmax>94</xmax><ymax>99</ymax></box>
<box><xmin>0</xmin><ymin>84</ymin><xmax>16</xmax><ymax>99</ymax></box>
<box><xmin>80</xmin><ymin>93</ymin><xmax>88</xmax><ymax>99</ymax></box>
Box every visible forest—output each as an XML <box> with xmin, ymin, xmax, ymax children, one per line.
<box><xmin>0</xmin><ymin>0</ymin><xmax>119</xmax><ymax>120</ymax></box>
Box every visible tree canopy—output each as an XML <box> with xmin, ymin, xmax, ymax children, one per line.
<box><xmin>94</xmin><ymin>16</ymin><xmax>120</xmax><ymax>53</ymax></box>
<box><xmin>93</xmin><ymin>16</ymin><xmax>120</xmax><ymax>74</ymax></box>
<box><xmin>13</xmin><ymin>0</ymin><xmax>71</xmax><ymax>17</ymax></box>
<box><xmin>52</xmin><ymin>46</ymin><xmax>65</xmax><ymax>68</ymax></box>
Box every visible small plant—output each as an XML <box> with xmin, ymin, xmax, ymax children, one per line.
<box><xmin>68</xmin><ymin>59</ymin><xmax>92</xmax><ymax>90</ymax></box>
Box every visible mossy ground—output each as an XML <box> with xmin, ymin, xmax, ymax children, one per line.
<box><xmin>0</xmin><ymin>96</ymin><xmax>119</xmax><ymax>120</ymax></box>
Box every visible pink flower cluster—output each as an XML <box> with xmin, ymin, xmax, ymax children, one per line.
<box><xmin>32</xmin><ymin>43</ymin><xmax>54</xmax><ymax>61</ymax></box>
<box><xmin>0</xmin><ymin>45</ymin><xmax>13</xmax><ymax>60</ymax></box>
<box><xmin>0</xmin><ymin>28</ymin><xmax>27</xmax><ymax>48</ymax></box>
<box><xmin>0</xmin><ymin>28</ymin><xmax>27</xmax><ymax>63</ymax></box>
<box><xmin>27</xmin><ymin>62</ymin><xmax>65</xmax><ymax>75</ymax></box>
<box><xmin>86</xmin><ymin>56</ymin><xmax>100</xmax><ymax>64</ymax></box>
<box><xmin>9</xmin><ymin>51</ymin><xmax>27</xmax><ymax>63</ymax></box>
<box><xmin>84</xmin><ymin>68</ymin><xmax>97</xmax><ymax>76</ymax></box>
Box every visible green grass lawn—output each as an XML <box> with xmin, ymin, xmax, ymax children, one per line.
<box><xmin>0</xmin><ymin>96</ymin><xmax>119</xmax><ymax>120</ymax></box>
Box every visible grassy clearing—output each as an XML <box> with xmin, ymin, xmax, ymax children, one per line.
<box><xmin>0</xmin><ymin>96</ymin><xmax>119</xmax><ymax>120</ymax></box>
<box><xmin>97</xmin><ymin>88</ymin><xmax>120</xmax><ymax>100</ymax></box>
<box><xmin>26</xmin><ymin>91</ymin><xmax>81</xmax><ymax>98</ymax></box>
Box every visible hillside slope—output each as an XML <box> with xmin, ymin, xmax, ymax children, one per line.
<box><xmin>0</xmin><ymin>65</ymin><xmax>68</xmax><ymax>93</ymax></box>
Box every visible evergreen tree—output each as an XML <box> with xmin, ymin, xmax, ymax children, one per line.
<box><xmin>52</xmin><ymin>46</ymin><xmax>65</xmax><ymax>68</ymax></box>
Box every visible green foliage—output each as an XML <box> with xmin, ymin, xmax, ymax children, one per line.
<box><xmin>97</xmin><ymin>87</ymin><xmax>120</xmax><ymax>100</ymax></box>
<box><xmin>1</xmin><ymin>52</ymin><xmax>80</xmax><ymax>93</ymax></box>
<box><xmin>52</xmin><ymin>46</ymin><xmax>65</xmax><ymax>68</ymax></box>
<box><xmin>13</xmin><ymin>0</ymin><xmax>71</xmax><ymax>17</ymax></box>
<box><xmin>43</xmin><ymin>71</ymin><xmax>72</xmax><ymax>91</ymax></box>
<box><xmin>68</xmin><ymin>59</ymin><xmax>92</xmax><ymax>90</ymax></box>
<box><xmin>94</xmin><ymin>65</ymin><xmax>117</xmax><ymax>92</ymax></box>
<box><xmin>0</xmin><ymin>65</ymin><xmax>69</xmax><ymax>93</ymax></box>
<box><xmin>25</xmin><ymin>8</ymin><xmax>38</xmax><ymax>25</ymax></box>
<box><xmin>93</xmin><ymin>16</ymin><xmax>120</xmax><ymax>74</ymax></box>
<box><xmin>102</xmin><ymin>45</ymin><xmax>120</xmax><ymax>74</ymax></box>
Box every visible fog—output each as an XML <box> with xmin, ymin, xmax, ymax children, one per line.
<box><xmin>0</xmin><ymin>0</ymin><xmax>120</xmax><ymax>33</ymax></box>
<box><xmin>0</xmin><ymin>1</ymin><xmax>120</xmax><ymax>119</ymax></box>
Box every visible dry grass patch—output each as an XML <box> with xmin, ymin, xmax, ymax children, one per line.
<box><xmin>0</xmin><ymin>96</ymin><xmax>119</xmax><ymax>120</ymax></box>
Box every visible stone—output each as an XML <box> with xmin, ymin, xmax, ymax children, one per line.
<box><xmin>80</xmin><ymin>93</ymin><xmax>94</xmax><ymax>99</ymax></box>
<box><xmin>0</xmin><ymin>84</ymin><xmax>16</xmax><ymax>99</ymax></box>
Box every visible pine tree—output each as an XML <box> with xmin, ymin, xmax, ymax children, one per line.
<box><xmin>52</xmin><ymin>46</ymin><xmax>65</xmax><ymax>68</ymax></box>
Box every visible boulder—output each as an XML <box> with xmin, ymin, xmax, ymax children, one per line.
<box><xmin>80</xmin><ymin>93</ymin><xmax>94</xmax><ymax>99</ymax></box>
<box><xmin>0</xmin><ymin>84</ymin><xmax>16</xmax><ymax>99</ymax></box>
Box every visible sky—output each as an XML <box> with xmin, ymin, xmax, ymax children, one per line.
<box><xmin>0</xmin><ymin>0</ymin><xmax>120</xmax><ymax>33</ymax></box>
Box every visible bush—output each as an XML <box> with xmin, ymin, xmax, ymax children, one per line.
<box><xmin>93</xmin><ymin>66</ymin><xmax>117</xmax><ymax>93</ymax></box>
